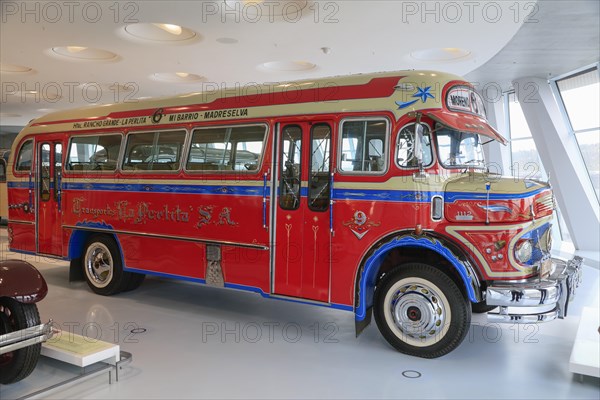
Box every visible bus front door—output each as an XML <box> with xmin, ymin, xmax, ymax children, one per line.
<box><xmin>37</xmin><ymin>140</ymin><xmax>63</xmax><ymax>256</ymax></box>
<box><xmin>273</xmin><ymin>122</ymin><xmax>333</xmax><ymax>302</ymax></box>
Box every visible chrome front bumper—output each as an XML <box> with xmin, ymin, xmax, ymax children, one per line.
<box><xmin>0</xmin><ymin>320</ymin><xmax>55</xmax><ymax>355</ymax></box>
<box><xmin>485</xmin><ymin>256</ymin><xmax>583</xmax><ymax>323</ymax></box>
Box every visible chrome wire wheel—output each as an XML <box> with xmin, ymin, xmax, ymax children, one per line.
<box><xmin>383</xmin><ymin>277</ymin><xmax>451</xmax><ymax>347</ymax></box>
<box><xmin>84</xmin><ymin>242</ymin><xmax>114</xmax><ymax>289</ymax></box>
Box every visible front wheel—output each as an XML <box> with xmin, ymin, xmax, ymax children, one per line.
<box><xmin>0</xmin><ymin>298</ymin><xmax>42</xmax><ymax>384</ymax></box>
<box><xmin>374</xmin><ymin>263</ymin><xmax>471</xmax><ymax>358</ymax></box>
<box><xmin>83</xmin><ymin>235</ymin><xmax>131</xmax><ymax>296</ymax></box>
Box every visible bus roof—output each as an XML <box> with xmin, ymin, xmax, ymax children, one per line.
<box><xmin>16</xmin><ymin>70</ymin><xmax>506</xmax><ymax>144</ymax></box>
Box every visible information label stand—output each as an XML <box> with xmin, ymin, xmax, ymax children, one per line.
<box><xmin>13</xmin><ymin>331</ymin><xmax>132</xmax><ymax>400</ymax></box>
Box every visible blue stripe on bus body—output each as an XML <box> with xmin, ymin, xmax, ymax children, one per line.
<box><xmin>444</xmin><ymin>186</ymin><xmax>547</xmax><ymax>202</ymax></box>
<box><xmin>10</xmin><ymin>181</ymin><xmax>548</xmax><ymax>203</ymax></box>
<box><xmin>7</xmin><ymin>182</ymin><xmax>32</xmax><ymax>189</ymax></box>
<box><xmin>62</xmin><ymin>182</ymin><xmax>264</xmax><ymax>196</ymax></box>
<box><xmin>8</xmin><ymin>248</ymin><xmax>37</xmax><ymax>256</ymax></box>
<box><xmin>333</xmin><ymin>188</ymin><xmax>442</xmax><ymax>203</ymax></box>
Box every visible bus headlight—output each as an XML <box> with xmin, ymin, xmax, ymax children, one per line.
<box><xmin>515</xmin><ymin>239</ymin><xmax>533</xmax><ymax>264</ymax></box>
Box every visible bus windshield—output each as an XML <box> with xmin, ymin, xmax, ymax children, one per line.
<box><xmin>436</xmin><ymin>125</ymin><xmax>486</xmax><ymax>169</ymax></box>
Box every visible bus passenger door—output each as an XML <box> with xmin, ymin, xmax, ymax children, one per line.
<box><xmin>37</xmin><ymin>140</ymin><xmax>63</xmax><ymax>256</ymax></box>
<box><xmin>273</xmin><ymin>122</ymin><xmax>333</xmax><ymax>302</ymax></box>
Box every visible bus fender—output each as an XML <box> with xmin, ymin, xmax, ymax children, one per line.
<box><xmin>67</xmin><ymin>224</ymin><xmax>123</xmax><ymax>282</ymax></box>
<box><xmin>354</xmin><ymin>234</ymin><xmax>480</xmax><ymax>336</ymax></box>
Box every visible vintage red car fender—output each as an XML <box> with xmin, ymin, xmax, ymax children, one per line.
<box><xmin>0</xmin><ymin>260</ymin><xmax>48</xmax><ymax>303</ymax></box>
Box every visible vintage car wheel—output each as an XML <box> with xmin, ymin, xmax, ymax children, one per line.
<box><xmin>83</xmin><ymin>235</ymin><xmax>131</xmax><ymax>296</ymax></box>
<box><xmin>0</xmin><ymin>298</ymin><xmax>42</xmax><ymax>384</ymax></box>
<box><xmin>471</xmin><ymin>301</ymin><xmax>497</xmax><ymax>314</ymax></box>
<box><xmin>374</xmin><ymin>263</ymin><xmax>471</xmax><ymax>358</ymax></box>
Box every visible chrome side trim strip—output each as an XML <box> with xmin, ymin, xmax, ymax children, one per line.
<box><xmin>62</xmin><ymin>225</ymin><xmax>268</xmax><ymax>250</ymax></box>
<box><xmin>268</xmin><ymin>294</ymin><xmax>331</xmax><ymax>307</ymax></box>
<box><xmin>7</xmin><ymin>220</ymin><xmax>35</xmax><ymax>225</ymax></box>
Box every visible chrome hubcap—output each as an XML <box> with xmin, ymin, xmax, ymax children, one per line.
<box><xmin>389</xmin><ymin>283</ymin><xmax>447</xmax><ymax>343</ymax></box>
<box><xmin>85</xmin><ymin>243</ymin><xmax>113</xmax><ymax>287</ymax></box>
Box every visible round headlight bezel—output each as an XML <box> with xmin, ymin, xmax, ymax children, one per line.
<box><xmin>515</xmin><ymin>239</ymin><xmax>533</xmax><ymax>264</ymax></box>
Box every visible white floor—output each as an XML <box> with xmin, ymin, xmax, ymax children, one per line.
<box><xmin>1</xmin><ymin>230</ymin><xmax>599</xmax><ymax>399</ymax></box>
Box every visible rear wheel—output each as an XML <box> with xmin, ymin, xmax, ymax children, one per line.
<box><xmin>82</xmin><ymin>235</ymin><xmax>131</xmax><ymax>295</ymax></box>
<box><xmin>374</xmin><ymin>263</ymin><xmax>471</xmax><ymax>358</ymax></box>
<box><xmin>0</xmin><ymin>298</ymin><xmax>42</xmax><ymax>384</ymax></box>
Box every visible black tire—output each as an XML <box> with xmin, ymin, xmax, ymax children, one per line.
<box><xmin>124</xmin><ymin>273</ymin><xmax>145</xmax><ymax>292</ymax></box>
<box><xmin>82</xmin><ymin>235</ymin><xmax>131</xmax><ymax>296</ymax></box>
<box><xmin>374</xmin><ymin>263</ymin><xmax>471</xmax><ymax>358</ymax></box>
<box><xmin>471</xmin><ymin>301</ymin><xmax>497</xmax><ymax>314</ymax></box>
<box><xmin>0</xmin><ymin>298</ymin><xmax>42</xmax><ymax>384</ymax></box>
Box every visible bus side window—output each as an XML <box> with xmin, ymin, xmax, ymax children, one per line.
<box><xmin>40</xmin><ymin>143</ymin><xmax>51</xmax><ymax>202</ymax></box>
<box><xmin>0</xmin><ymin>159</ymin><xmax>6</xmax><ymax>182</ymax></box>
<box><xmin>396</xmin><ymin>123</ymin><xmax>433</xmax><ymax>169</ymax></box>
<box><xmin>67</xmin><ymin>134</ymin><xmax>122</xmax><ymax>171</ymax></box>
<box><xmin>308</xmin><ymin>124</ymin><xmax>331</xmax><ymax>211</ymax></box>
<box><xmin>279</xmin><ymin>125</ymin><xmax>302</xmax><ymax>210</ymax></box>
<box><xmin>122</xmin><ymin>130</ymin><xmax>186</xmax><ymax>172</ymax></box>
<box><xmin>15</xmin><ymin>140</ymin><xmax>33</xmax><ymax>172</ymax></box>
<box><xmin>339</xmin><ymin>119</ymin><xmax>389</xmax><ymax>174</ymax></box>
<box><xmin>187</xmin><ymin>125</ymin><xmax>266</xmax><ymax>172</ymax></box>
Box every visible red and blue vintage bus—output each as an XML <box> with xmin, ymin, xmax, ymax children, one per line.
<box><xmin>6</xmin><ymin>70</ymin><xmax>582</xmax><ymax>358</ymax></box>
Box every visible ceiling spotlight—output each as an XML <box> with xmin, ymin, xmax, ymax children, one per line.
<box><xmin>50</xmin><ymin>46</ymin><xmax>119</xmax><ymax>61</ymax></box>
<box><xmin>67</xmin><ymin>46</ymin><xmax>87</xmax><ymax>53</ymax></box>
<box><xmin>123</xmin><ymin>23</ymin><xmax>197</xmax><ymax>42</ymax></box>
<box><xmin>154</xmin><ymin>23</ymin><xmax>183</xmax><ymax>35</ymax></box>
<box><xmin>0</xmin><ymin>63</ymin><xmax>34</xmax><ymax>74</ymax></box>
<box><xmin>321</xmin><ymin>47</ymin><xmax>331</xmax><ymax>55</ymax></box>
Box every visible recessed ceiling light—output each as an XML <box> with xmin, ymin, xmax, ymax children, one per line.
<box><xmin>216</xmin><ymin>37</ymin><xmax>238</xmax><ymax>44</ymax></box>
<box><xmin>259</xmin><ymin>61</ymin><xmax>316</xmax><ymax>72</ymax></box>
<box><xmin>123</xmin><ymin>23</ymin><xmax>197</xmax><ymax>42</ymax></box>
<box><xmin>50</xmin><ymin>46</ymin><xmax>119</xmax><ymax>61</ymax></box>
<box><xmin>0</xmin><ymin>113</ymin><xmax>22</xmax><ymax>118</ymax></box>
<box><xmin>151</xmin><ymin>72</ymin><xmax>204</xmax><ymax>83</ymax></box>
<box><xmin>37</xmin><ymin>108</ymin><xmax>57</xmax><ymax>113</ymax></box>
<box><xmin>224</xmin><ymin>0</ymin><xmax>307</xmax><ymax>18</ymax></box>
<box><xmin>0</xmin><ymin>63</ymin><xmax>34</xmax><ymax>74</ymax></box>
<box><xmin>410</xmin><ymin>48</ymin><xmax>471</xmax><ymax>62</ymax></box>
